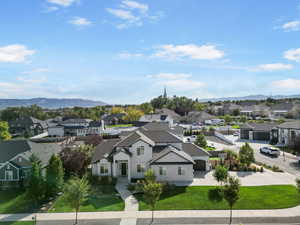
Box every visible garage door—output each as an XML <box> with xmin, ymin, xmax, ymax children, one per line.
<box><xmin>253</xmin><ymin>131</ymin><xmax>270</xmax><ymax>141</ymax></box>
<box><xmin>240</xmin><ymin>129</ymin><xmax>250</xmax><ymax>139</ymax></box>
<box><xmin>193</xmin><ymin>160</ymin><xmax>206</xmax><ymax>171</ymax></box>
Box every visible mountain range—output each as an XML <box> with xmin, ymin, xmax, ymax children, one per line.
<box><xmin>198</xmin><ymin>94</ymin><xmax>300</xmax><ymax>102</ymax></box>
<box><xmin>0</xmin><ymin>98</ymin><xmax>107</xmax><ymax>109</ymax></box>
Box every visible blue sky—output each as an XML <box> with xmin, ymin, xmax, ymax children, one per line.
<box><xmin>0</xmin><ymin>0</ymin><xmax>300</xmax><ymax>104</ymax></box>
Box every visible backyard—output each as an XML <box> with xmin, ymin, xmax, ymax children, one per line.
<box><xmin>137</xmin><ymin>185</ymin><xmax>300</xmax><ymax>210</ymax></box>
<box><xmin>48</xmin><ymin>185</ymin><xmax>124</xmax><ymax>212</ymax></box>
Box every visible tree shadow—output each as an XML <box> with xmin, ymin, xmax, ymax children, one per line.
<box><xmin>208</xmin><ymin>187</ymin><xmax>224</xmax><ymax>202</ymax></box>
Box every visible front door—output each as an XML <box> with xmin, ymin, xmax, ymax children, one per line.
<box><xmin>121</xmin><ymin>163</ymin><xmax>127</xmax><ymax>176</ymax></box>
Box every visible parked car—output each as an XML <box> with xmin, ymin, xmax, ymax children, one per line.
<box><xmin>260</xmin><ymin>147</ymin><xmax>280</xmax><ymax>157</ymax></box>
<box><xmin>233</xmin><ymin>132</ymin><xmax>239</xmax><ymax>136</ymax></box>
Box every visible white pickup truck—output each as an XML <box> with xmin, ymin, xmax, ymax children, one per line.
<box><xmin>260</xmin><ymin>147</ymin><xmax>281</xmax><ymax>157</ymax></box>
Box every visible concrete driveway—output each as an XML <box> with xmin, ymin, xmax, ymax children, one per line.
<box><xmin>208</xmin><ymin>135</ymin><xmax>300</xmax><ymax>178</ymax></box>
<box><xmin>184</xmin><ymin>170</ymin><xmax>297</xmax><ymax>186</ymax></box>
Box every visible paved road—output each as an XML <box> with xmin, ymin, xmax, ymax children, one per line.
<box><xmin>222</xmin><ymin>136</ymin><xmax>300</xmax><ymax>177</ymax></box>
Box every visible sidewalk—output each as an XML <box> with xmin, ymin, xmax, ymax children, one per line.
<box><xmin>115</xmin><ymin>178</ymin><xmax>139</xmax><ymax>225</ymax></box>
<box><xmin>1</xmin><ymin>205</ymin><xmax>300</xmax><ymax>222</ymax></box>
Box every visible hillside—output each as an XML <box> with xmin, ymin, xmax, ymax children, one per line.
<box><xmin>0</xmin><ymin>98</ymin><xmax>107</xmax><ymax>109</ymax></box>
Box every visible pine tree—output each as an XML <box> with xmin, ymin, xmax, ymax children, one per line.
<box><xmin>195</xmin><ymin>133</ymin><xmax>207</xmax><ymax>148</ymax></box>
<box><xmin>28</xmin><ymin>161</ymin><xmax>45</xmax><ymax>204</ymax></box>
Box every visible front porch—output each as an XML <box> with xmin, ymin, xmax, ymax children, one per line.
<box><xmin>112</xmin><ymin>149</ymin><xmax>132</xmax><ymax>182</ymax></box>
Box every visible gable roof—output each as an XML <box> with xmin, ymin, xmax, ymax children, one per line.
<box><xmin>240</xmin><ymin>123</ymin><xmax>276</xmax><ymax>131</ymax></box>
<box><xmin>271</xmin><ymin>103</ymin><xmax>294</xmax><ymax>111</ymax></box>
<box><xmin>182</xmin><ymin>143</ymin><xmax>211</xmax><ymax>157</ymax></box>
<box><xmin>150</xmin><ymin>145</ymin><xmax>194</xmax><ymax>165</ymax></box>
<box><xmin>277</xmin><ymin>121</ymin><xmax>300</xmax><ymax>129</ymax></box>
<box><xmin>139</xmin><ymin>129</ymin><xmax>182</xmax><ymax>144</ymax></box>
<box><xmin>155</xmin><ymin>108</ymin><xmax>181</xmax><ymax>121</ymax></box>
<box><xmin>0</xmin><ymin>140</ymin><xmax>31</xmax><ymax>163</ymax></box>
<box><xmin>185</xmin><ymin>111</ymin><xmax>216</xmax><ymax>123</ymax></box>
<box><xmin>139</xmin><ymin>114</ymin><xmax>170</xmax><ymax>122</ymax></box>
<box><xmin>0</xmin><ymin>140</ymin><xmax>61</xmax><ymax>166</ymax></box>
<box><xmin>91</xmin><ymin>139</ymin><xmax>121</xmax><ymax>163</ymax></box>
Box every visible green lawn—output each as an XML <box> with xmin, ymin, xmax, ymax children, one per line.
<box><xmin>49</xmin><ymin>185</ymin><xmax>124</xmax><ymax>212</ymax></box>
<box><xmin>0</xmin><ymin>222</ymin><xmax>34</xmax><ymax>225</ymax></box>
<box><xmin>106</xmin><ymin>124</ymin><xmax>133</xmax><ymax>128</ymax></box>
<box><xmin>0</xmin><ymin>189</ymin><xmax>38</xmax><ymax>214</ymax></box>
<box><xmin>137</xmin><ymin>185</ymin><xmax>300</xmax><ymax>210</ymax></box>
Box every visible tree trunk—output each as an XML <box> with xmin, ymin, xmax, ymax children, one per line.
<box><xmin>150</xmin><ymin>209</ymin><xmax>154</xmax><ymax>225</ymax></box>
<box><xmin>229</xmin><ymin>206</ymin><xmax>232</xmax><ymax>225</ymax></box>
<box><xmin>75</xmin><ymin>208</ymin><xmax>78</xmax><ymax>225</ymax></box>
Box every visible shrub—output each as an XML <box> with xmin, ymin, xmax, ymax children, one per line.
<box><xmin>260</xmin><ymin>167</ymin><xmax>264</xmax><ymax>173</ymax></box>
<box><xmin>127</xmin><ymin>183</ymin><xmax>136</xmax><ymax>192</ymax></box>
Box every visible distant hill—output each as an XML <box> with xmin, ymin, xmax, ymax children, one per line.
<box><xmin>0</xmin><ymin>98</ymin><xmax>107</xmax><ymax>109</ymax></box>
<box><xmin>199</xmin><ymin>94</ymin><xmax>300</xmax><ymax>102</ymax></box>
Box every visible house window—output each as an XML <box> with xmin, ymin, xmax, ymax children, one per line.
<box><xmin>5</xmin><ymin>170</ymin><xmax>13</xmax><ymax>181</ymax></box>
<box><xmin>178</xmin><ymin>167</ymin><xmax>185</xmax><ymax>175</ymax></box>
<box><xmin>18</xmin><ymin>157</ymin><xmax>22</xmax><ymax>163</ymax></box>
<box><xmin>137</xmin><ymin>164</ymin><xmax>145</xmax><ymax>173</ymax></box>
<box><xmin>7</xmin><ymin>164</ymin><xmax>10</xmax><ymax>170</ymax></box>
<box><xmin>159</xmin><ymin>167</ymin><xmax>166</xmax><ymax>176</ymax></box>
<box><xmin>137</xmin><ymin>146</ymin><xmax>145</xmax><ymax>156</ymax></box>
<box><xmin>100</xmin><ymin>164</ymin><xmax>109</xmax><ymax>174</ymax></box>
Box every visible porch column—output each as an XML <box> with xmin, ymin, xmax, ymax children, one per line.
<box><xmin>113</xmin><ymin>159</ymin><xmax>117</xmax><ymax>177</ymax></box>
<box><xmin>128</xmin><ymin>159</ymin><xmax>131</xmax><ymax>182</ymax></box>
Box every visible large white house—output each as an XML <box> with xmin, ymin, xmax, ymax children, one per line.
<box><xmin>91</xmin><ymin>128</ymin><xmax>210</xmax><ymax>183</ymax></box>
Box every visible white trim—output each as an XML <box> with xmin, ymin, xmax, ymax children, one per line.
<box><xmin>0</xmin><ymin>161</ymin><xmax>20</xmax><ymax>181</ymax></box>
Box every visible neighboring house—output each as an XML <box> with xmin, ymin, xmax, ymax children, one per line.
<box><xmin>142</xmin><ymin>122</ymin><xmax>185</xmax><ymax>139</ymax></box>
<box><xmin>48</xmin><ymin>119</ymin><xmax>104</xmax><ymax>137</ymax></box>
<box><xmin>182</xmin><ymin>111</ymin><xmax>217</xmax><ymax>125</ymax></box>
<box><xmin>102</xmin><ymin>113</ymin><xmax>126</xmax><ymax>125</ymax></box>
<box><xmin>240</xmin><ymin>123</ymin><xmax>276</xmax><ymax>141</ymax></box>
<box><xmin>273</xmin><ymin>121</ymin><xmax>300</xmax><ymax>146</ymax></box>
<box><xmin>217</xmin><ymin>103</ymin><xmax>241</xmax><ymax>116</ymax></box>
<box><xmin>91</xmin><ymin>128</ymin><xmax>210</xmax><ymax>183</ymax></box>
<box><xmin>9</xmin><ymin>116</ymin><xmax>48</xmax><ymax>137</ymax></box>
<box><xmin>240</xmin><ymin>104</ymin><xmax>270</xmax><ymax>118</ymax></box>
<box><xmin>0</xmin><ymin>140</ymin><xmax>62</xmax><ymax>188</ymax></box>
<box><xmin>270</xmin><ymin>103</ymin><xmax>298</xmax><ymax>119</ymax></box>
<box><xmin>139</xmin><ymin>114</ymin><xmax>174</xmax><ymax>126</ymax></box>
<box><xmin>155</xmin><ymin>108</ymin><xmax>182</xmax><ymax>123</ymax></box>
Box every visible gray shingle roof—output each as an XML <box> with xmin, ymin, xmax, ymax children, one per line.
<box><xmin>182</xmin><ymin>143</ymin><xmax>211</xmax><ymax>157</ymax></box>
<box><xmin>91</xmin><ymin>139</ymin><xmax>121</xmax><ymax>163</ymax></box>
<box><xmin>0</xmin><ymin>140</ymin><xmax>62</xmax><ymax>167</ymax></box>
<box><xmin>139</xmin><ymin>129</ymin><xmax>182</xmax><ymax>143</ymax></box>
<box><xmin>150</xmin><ymin>145</ymin><xmax>194</xmax><ymax>164</ymax></box>
<box><xmin>277</xmin><ymin>121</ymin><xmax>300</xmax><ymax>129</ymax></box>
<box><xmin>240</xmin><ymin>123</ymin><xmax>276</xmax><ymax>131</ymax></box>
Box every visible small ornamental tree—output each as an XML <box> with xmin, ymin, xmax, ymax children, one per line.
<box><xmin>46</xmin><ymin>154</ymin><xmax>64</xmax><ymax>197</ymax></box>
<box><xmin>64</xmin><ymin>176</ymin><xmax>90</xmax><ymax>225</ymax></box>
<box><xmin>224</xmin><ymin>115</ymin><xmax>232</xmax><ymax>124</ymax></box>
<box><xmin>213</xmin><ymin>165</ymin><xmax>228</xmax><ymax>186</ymax></box>
<box><xmin>0</xmin><ymin>121</ymin><xmax>11</xmax><ymax>141</ymax></box>
<box><xmin>143</xmin><ymin>182</ymin><xmax>163</xmax><ymax>225</ymax></box>
<box><xmin>195</xmin><ymin>133</ymin><xmax>207</xmax><ymax>148</ymax></box>
<box><xmin>239</xmin><ymin>143</ymin><xmax>255</xmax><ymax>167</ymax></box>
<box><xmin>223</xmin><ymin>176</ymin><xmax>240</xmax><ymax>225</ymax></box>
<box><xmin>296</xmin><ymin>178</ymin><xmax>300</xmax><ymax>193</ymax></box>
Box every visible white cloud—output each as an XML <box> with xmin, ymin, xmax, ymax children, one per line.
<box><xmin>154</xmin><ymin>44</ymin><xmax>224</xmax><ymax>60</ymax></box>
<box><xmin>69</xmin><ymin>17</ymin><xmax>92</xmax><ymax>27</ymax></box>
<box><xmin>106</xmin><ymin>1</ymin><xmax>163</xmax><ymax>29</ymax></box>
<box><xmin>106</xmin><ymin>8</ymin><xmax>138</xmax><ymax>21</ymax></box>
<box><xmin>118</xmin><ymin>52</ymin><xmax>143</xmax><ymax>58</ymax></box>
<box><xmin>284</xmin><ymin>48</ymin><xmax>300</xmax><ymax>62</ymax></box>
<box><xmin>281</xmin><ymin>20</ymin><xmax>300</xmax><ymax>31</ymax></box>
<box><xmin>251</xmin><ymin>63</ymin><xmax>293</xmax><ymax>72</ymax></box>
<box><xmin>121</xmin><ymin>0</ymin><xmax>148</xmax><ymax>14</ymax></box>
<box><xmin>271</xmin><ymin>79</ymin><xmax>300</xmax><ymax>89</ymax></box>
<box><xmin>22</xmin><ymin>68</ymin><xmax>50</xmax><ymax>74</ymax></box>
<box><xmin>47</xmin><ymin>0</ymin><xmax>77</xmax><ymax>7</ymax></box>
<box><xmin>148</xmin><ymin>73</ymin><xmax>191</xmax><ymax>80</ymax></box>
<box><xmin>0</xmin><ymin>44</ymin><xmax>35</xmax><ymax>63</ymax></box>
<box><xmin>149</xmin><ymin>72</ymin><xmax>205</xmax><ymax>91</ymax></box>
